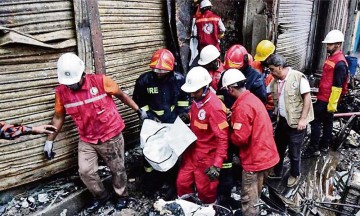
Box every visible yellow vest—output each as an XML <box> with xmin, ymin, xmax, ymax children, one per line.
<box><xmin>270</xmin><ymin>69</ymin><xmax>314</xmax><ymax>128</ymax></box>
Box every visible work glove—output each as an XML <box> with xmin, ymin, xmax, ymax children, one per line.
<box><xmin>204</xmin><ymin>165</ymin><xmax>221</xmax><ymax>181</ymax></box>
<box><xmin>179</xmin><ymin>113</ymin><xmax>190</xmax><ymax>124</ymax></box>
<box><xmin>44</xmin><ymin>140</ymin><xmax>55</xmax><ymax>160</ymax></box>
<box><xmin>327</xmin><ymin>86</ymin><xmax>342</xmax><ymax>113</ymax></box>
<box><xmin>137</xmin><ymin>108</ymin><xmax>148</xmax><ymax>121</ymax></box>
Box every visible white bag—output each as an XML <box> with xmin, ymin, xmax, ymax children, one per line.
<box><xmin>140</xmin><ymin>117</ymin><xmax>197</xmax><ymax>172</ymax></box>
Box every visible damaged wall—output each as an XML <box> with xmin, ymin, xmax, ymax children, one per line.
<box><xmin>0</xmin><ymin>0</ymin><xmax>78</xmax><ymax>190</ymax></box>
<box><xmin>0</xmin><ymin>0</ymin><xmax>167</xmax><ymax>191</ymax></box>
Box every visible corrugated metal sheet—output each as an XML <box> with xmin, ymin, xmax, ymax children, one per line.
<box><xmin>98</xmin><ymin>0</ymin><xmax>166</xmax><ymax>145</ymax></box>
<box><xmin>276</xmin><ymin>0</ymin><xmax>315</xmax><ymax>71</ymax></box>
<box><xmin>0</xmin><ymin>0</ymin><xmax>78</xmax><ymax>190</ymax></box>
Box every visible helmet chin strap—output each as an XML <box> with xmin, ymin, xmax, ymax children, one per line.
<box><xmin>201</xmin><ymin>85</ymin><xmax>209</xmax><ymax>97</ymax></box>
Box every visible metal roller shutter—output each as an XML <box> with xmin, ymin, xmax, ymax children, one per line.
<box><xmin>276</xmin><ymin>0</ymin><xmax>315</xmax><ymax>71</ymax></box>
<box><xmin>97</xmin><ymin>0</ymin><xmax>166</xmax><ymax>145</ymax></box>
<box><xmin>0</xmin><ymin>0</ymin><xmax>78</xmax><ymax>190</ymax></box>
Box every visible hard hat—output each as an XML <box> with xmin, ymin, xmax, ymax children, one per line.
<box><xmin>322</xmin><ymin>30</ymin><xmax>344</xmax><ymax>43</ymax></box>
<box><xmin>254</xmin><ymin>40</ymin><xmax>275</xmax><ymax>62</ymax></box>
<box><xmin>224</xmin><ymin>44</ymin><xmax>249</xmax><ymax>69</ymax></box>
<box><xmin>57</xmin><ymin>53</ymin><xmax>85</xmax><ymax>85</ymax></box>
<box><xmin>149</xmin><ymin>48</ymin><xmax>175</xmax><ymax>71</ymax></box>
<box><xmin>222</xmin><ymin>69</ymin><xmax>246</xmax><ymax>88</ymax></box>
<box><xmin>198</xmin><ymin>45</ymin><xmax>220</xmax><ymax>65</ymax></box>
<box><xmin>181</xmin><ymin>66</ymin><xmax>212</xmax><ymax>93</ymax></box>
<box><xmin>200</xmin><ymin>0</ymin><xmax>212</xmax><ymax>8</ymax></box>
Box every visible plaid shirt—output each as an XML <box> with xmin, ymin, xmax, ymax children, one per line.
<box><xmin>0</xmin><ymin>122</ymin><xmax>32</xmax><ymax>140</ymax></box>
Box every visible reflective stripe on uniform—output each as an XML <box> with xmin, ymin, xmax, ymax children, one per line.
<box><xmin>141</xmin><ymin>105</ymin><xmax>150</xmax><ymax>112</ymax></box>
<box><xmin>84</xmin><ymin>93</ymin><xmax>106</xmax><ymax>104</ymax></box>
<box><xmin>194</xmin><ymin>120</ymin><xmax>208</xmax><ymax>130</ymax></box>
<box><xmin>233</xmin><ymin>122</ymin><xmax>242</xmax><ymax>130</ymax></box>
<box><xmin>218</xmin><ymin>121</ymin><xmax>229</xmax><ymax>130</ymax></box>
<box><xmin>195</xmin><ymin>17</ymin><xmax>220</xmax><ymax>23</ymax></box>
<box><xmin>325</xmin><ymin>60</ymin><xmax>335</xmax><ymax>68</ymax></box>
<box><xmin>152</xmin><ymin>105</ymin><xmax>175</xmax><ymax>116</ymax></box>
<box><xmin>64</xmin><ymin>93</ymin><xmax>107</xmax><ymax>108</ymax></box>
<box><xmin>177</xmin><ymin>101</ymin><xmax>189</xmax><ymax>107</ymax></box>
<box><xmin>222</xmin><ymin>163</ymin><xmax>232</xmax><ymax>169</ymax></box>
<box><xmin>144</xmin><ymin>166</ymin><xmax>153</xmax><ymax>173</ymax></box>
<box><xmin>64</xmin><ymin>101</ymin><xmax>84</xmax><ymax>109</ymax></box>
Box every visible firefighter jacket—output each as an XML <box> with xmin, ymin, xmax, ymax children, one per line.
<box><xmin>230</xmin><ymin>90</ymin><xmax>279</xmax><ymax>172</ymax></box>
<box><xmin>188</xmin><ymin>91</ymin><xmax>229</xmax><ymax>167</ymax></box>
<box><xmin>56</xmin><ymin>74</ymin><xmax>125</xmax><ymax>144</ymax></box>
<box><xmin>317</xmin><ymin>50</ymin><xmax>349</xmax><ymax>103</ymax></box>
<box><xmin>133</xmin><ymin>71</ymin><xmax>190</xmax><ymax>123</ymax></box>
<box><xmin>195</xmin><ymin>10</ymin><xmax>225</xmax><ymax>51</ymax></box>
<box><xmin>252</xmin><ymin>61</ymin><xmax>274</xmax><ymax>110</ymax></box>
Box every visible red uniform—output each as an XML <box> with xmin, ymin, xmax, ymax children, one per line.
<box><xmin>177</xmin><ymin>91</ymin><xmax>229</xmax><ymax>204</ymax></box>
<box><xmin>56</xmin><ymin>74</ymin><xmax>124</xmax><ymax>144</ymax></box>
<box><xmin>195</xmin><ymin>10</ymin><xmax>224</xmax><ymax>51</ymax></box>
<box><xmin>209</xmin><ymin>61</ymin><xmax>225</xmax><ymax>91</ymax></box>
<box><xmin>317</xmin><ymin>50</ymin><xmax>348</xmax><ymax>102</ymax></box>
<box><xmin>230</xmin><ymin>90</ymin><xmax>279</xmax><ymax>171</ymax></box>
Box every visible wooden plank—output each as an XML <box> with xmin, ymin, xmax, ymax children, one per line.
<box><xmin>87</xmin><ymin>0</ymin><xmax>106</xmax><ymax>74</ymax></box>
<box><xmin>73</xmin><ymin>0</ymin><xmax>93</xmax><ymax>70</ymax></box>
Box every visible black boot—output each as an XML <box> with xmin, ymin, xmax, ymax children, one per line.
<box><xmin>114</xmin><ymin>197</ymin><xmax>128</xmax><ymax>211</ymax></box>
<box><xmin>87</xmin><ymin>193</ymin><xmax>112</xmax><ymax>213</ymax></box>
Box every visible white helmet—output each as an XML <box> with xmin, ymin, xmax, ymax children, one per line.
<box><xmin>222</xmin><ymin>69</ymin><xmax>246</xmax><ymax>88</ymax></box>
<box><xmin>200</xmin><ymin>0</ymin><xmax>212</xmax><ymax>9</ymax></box>
<box><xmin>322</xmin><ymin>30</ymin><xmax>344</xmax><ymax>44</ymax></box>
<box><xmin>57</xmin><ymin>53</ymin><xmax>85</xmax><ymax>85</ymax></box>
<box><xmin>198</xmin><ymin>45</ymin><xmax>220</xmax><ymax>65</ymax></box>
<box><xmin>181</xmin><ymin>66</ymin><xmax>212</xmax><ymax>93</ymax></box>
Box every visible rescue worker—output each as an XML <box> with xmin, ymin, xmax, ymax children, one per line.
<box><xmin>303</xmin><ymin>30</ymin><xmax>348</xmax><ymax>158</ymax></box>
<box><xmin>177</xmin><ymin>66</ymin><xmax>229</xmax><ymax>204</ymax></box>
<box><xmin>44</xmin><ymin>53</ymin><xmax>146</xmax><ymax>213</ymax></box>
<box><xmin>197</xmin><ymin>45</ymin><xmax>225</xmax><ymax>92</ymax></box>
<box><xmin>266</xmin><ymin>54</ymin><xmax>314</xmax><ymax>187</ymax></box>
<box><xmin>194</xmin><ymin>0</ymin><xmax>226</xmax><ymax>51</ymax></box>
<box><xmin>220</xmin><ymin>44</ymin><xmax>267</xmax><ymax>107</ymax></box>
<box><xmin>252</xmin><ymin>40</ymin><xmax>276</xmax><ymax>116</ymax></box>
<box><xmin>222</xmin><ymin>69</ymin><xmax>279</xmax><ymax>215</ymax></box>
<box><xmin>0</xmin><ymin>122</ymin><xmax>56</xmax><ymax>140</ymax></box>
<box><xmin>132</xmin><ymin>48</ymin><xmax>189</xmax><ymax>200</ymax></box>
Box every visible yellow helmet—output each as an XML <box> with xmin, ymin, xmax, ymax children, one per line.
<box><xmin>254</xmin><ymin>40</ymin><xmax>275</xmax><ymax>62</ymax></box>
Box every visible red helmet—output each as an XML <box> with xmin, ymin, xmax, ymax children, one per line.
<box><xmin>224</xmin><ymin>45</ymin><xmax>249</xmax><ymax>69</ymax></box>
<box><xmin>149</xmin><ymin>49</ymin><xmax>175</xmax><ymax>71</ymax></box>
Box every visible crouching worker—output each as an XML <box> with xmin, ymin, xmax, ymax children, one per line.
<box><xmin>222</xmin><ymin>69</ymin><xmax>279</xmax><ymax>215</ymax></box>
<box><xmin>44</xmin><ymin>53</ymin><xmax>145</xmax><ymax>213</ymax></box>
<box><xmin>133</xmin><ymin>48</ymin><xmax>189</xmax><ymax>200</ymax></box>
<box><xmin>177</xmin><ymin>66</ymin><xmax>229</xmax><ymax>204</ymax></box>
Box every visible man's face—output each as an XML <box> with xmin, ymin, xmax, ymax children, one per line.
<box><xmin>203</xmin><ymin>59</ymin><xmax>218</xmax><ymax>71</ymax></box>
<box><xmin>268</xmin><ymin>65</ymin><xmax>283</xmax><ymax>79</ymax></box>
<box><xmin>190</xmin><ymin>88</ymin><xmax>204</xmax><ymax>101</ymax></box>
<box><xmin>326</xmin><ymin>43</ymin><xmax>339</xmax><ymax>54</ymax></box>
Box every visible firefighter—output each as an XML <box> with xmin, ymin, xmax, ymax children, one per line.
<box><xmin>303</xmin><ymin>30</ymin><xmax>349</xmax><ymax>158</ymax></box>
<box><xmin>220</xmin><ymin>44</ymin><xmax>267</xmax><ymax>107</ymax></box>
<box><xmin>222</xmin><ymin>68</ymin><xmax>279</xmax><ymax>215</ymax></box>
<box><xmin>0</xmin><ymin>122</ymin><xmax>56</xmax><ymax>140</ymax></box>
<box><xmin>198</xmin><ymin>45</ymin><xmax>226</xmax><ymax>92</ymax></box>
<box><xmin>132</xmin><ymin>48</ymin><xmax>189</xmax><ymax>200</ymax></box>
<box><xmin>194</xmin><ymin>0</ymin><xmax>226</xmax><ymax>51</ymax></box>
<box><xmin>43</xmin><ymin>53</ymin><xmax>145</xmax><ymax>213</ymax></box>
<box><xmin>252</xmin><ymin>40</ymin><xmax>276</xmax><ymax>116</ymax></box>
<box><xmin>177</xmin><ymin>66</ymin><xmax>229</xmax><ymax>204</ymax></box>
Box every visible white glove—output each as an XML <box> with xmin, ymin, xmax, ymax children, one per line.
<box><xmin>44</xmin><ymin>140</ymin><xmax>55</xmax><ymax>160</ymax></box>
